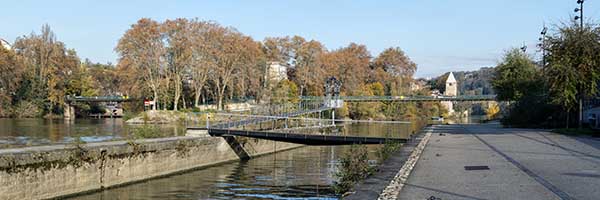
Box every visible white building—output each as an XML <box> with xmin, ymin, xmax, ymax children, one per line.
<box><xmin>444</xmin><ymin>72</ymin><xmax>457</xmax><ymax>96</ymax></box>
<box><xmin>442</xmin><ymin>72</ymin><xmax>458</xmax><ymax>114</ymax></box>
<box><xmin>0</xmin><ymin>38</ymin><xmax>11</xmax><ymax>50</ymax></box>
<box><xmin>267</xmin><ymin>61</ymin><xmax>288</xmax><ymax>83</ymax></box>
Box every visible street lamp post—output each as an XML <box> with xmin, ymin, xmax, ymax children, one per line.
<box><xmin>574</xmin><ymin>0</ymin><xmax>585</xmax><ymax>128</ymax></box>
<box><xmin>538</xmin><ymin>26</ymin><xmax>548</xmax><ymax>70</ymax></box>
<box><xmin>575</xmin><ymin>0</ymin><xmax>584</xmax><ymax>28</ymax></box>
<box><xmin>538</xmin><ymin>26</ymin><xmax>548</xmax><ymax>97</ymax></box>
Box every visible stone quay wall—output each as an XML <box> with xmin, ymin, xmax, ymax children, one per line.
<box><xmin>0</xmin><ymin>134</ymin><xmax>302</xmax><ymax>200</ymax></box>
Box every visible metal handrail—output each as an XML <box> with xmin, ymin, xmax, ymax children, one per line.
<box><xmin>300</xmin><ymin>95</ymin><xmax>497</xmax><ymax>101</ymax></box>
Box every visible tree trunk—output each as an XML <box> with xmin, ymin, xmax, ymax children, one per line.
<box><xmin>173</xmin><ymin>81</ymin><xmax>180</xmax><ymax>111</ymax></box>
<box><xmin>216</xmin><ymin>84</ymin><xmax>227</xmax><ymax>110</ymax></box>
<box><xmin>566</xmin><ymin>109</ymin><xmax>570</xmax><ymax>129</ymax></box>
<box><xmin>194</xmin><ymin>90</ymin><xmax>201</xmax><ymax>108</ymax></box>
<box><xmin>217</xmin><ymin>96</ymin><xmax>223</xmax><ymax>111</ymax></box>
<box><xmin>578</xmin><ymin>98</ymin><xmax>583</xmax><ymax>129</ymax></box>
<box><xmin>182</xmin><ymin>92</ymin><xmax>187</xmax><ymax>110</ymax></box>
<box><xmin>152</xmin><ymin>91</ymin><xmax>158</xmax><ymax>110</ymax></box>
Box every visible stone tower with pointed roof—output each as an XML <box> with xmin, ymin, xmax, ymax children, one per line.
<box><xmin>442</xmin><ymin>72</ymin><xmax>457</xmax><ymax>115</ymax></box>
<box><xmin>444</xmin><ymin>72</ymin><xmax>457</xmax><ymax>96</ymax></box>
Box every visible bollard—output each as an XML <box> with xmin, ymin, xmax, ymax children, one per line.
<box><xmin>331</xmin><ymin>110</ymin><xmax>335</xmax><ymax>126</ymax></box>
<box><xmin>206</xmin><ymin>113</ymin><xmax>210</xmax><ymax>129</ymax></box>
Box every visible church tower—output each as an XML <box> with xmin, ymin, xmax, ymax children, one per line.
<box><xmin>444</xmin><ymin>72</ymin><xmax>457</xmax><ymax>96</ymax></box>
<box><xmin>441</xmin><ymin>72</ymin><xmax>457</xmax><ymax>115</ymax></box>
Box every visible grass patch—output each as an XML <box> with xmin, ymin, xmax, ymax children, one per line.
<box><xmin>553</xmin><ymin>128</ymin><xmax>599</xmax><ymax>137</ymax></box>
<box><xmin>129</xmin><ymin>124</ymin><xmax>163</xmax><ymax>139</ymax></box>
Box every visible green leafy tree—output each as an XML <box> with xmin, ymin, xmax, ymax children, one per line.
<box><xmin>492</xmin><ymin>49</ymin><xmax>539</xmax><ymax>101</ymax></box>
<box><xmin>545</xmin><ymin>21</ymin><xmax>600</xmax><ymax>127</ymax></box>
<box><xmin>271</xmin><ymin>79</ymin><xmax>299</xmax><ymax>104</ymax></box>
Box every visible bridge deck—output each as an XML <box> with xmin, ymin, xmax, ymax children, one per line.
<box><xmin>208</xmin><ymin>107</ymin><xmax>331</xmax><ymax>129</ymax></box>
<box><xmin>66</xmin><ymin>96</ymin><xmax>136</xmax><ymax>102</ymax></box>
<box><xmin>192</xmin><ymin>128</ymin><xmax>407</xmax><ymax>145</ymax></box>
<box><xmin>301</xmin><ymin>95</ymin><xmax>497</xmax><ymax>102</ymax></box>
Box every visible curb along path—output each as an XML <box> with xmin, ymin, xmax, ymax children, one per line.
<box><xmin>343</xmin><ymin>126</ymin><xmax>432</xmax><ymax>200</ymax></box>
<box><xmin>378</xmin><ymin>127</ymin><xmax>432</xmax><ymax>200</ymax></box>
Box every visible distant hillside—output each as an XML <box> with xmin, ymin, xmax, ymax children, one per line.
<box><xmin>429</xmin><ymin>67</ymin><xmax>495</xmax><ymax>95</ymax></box>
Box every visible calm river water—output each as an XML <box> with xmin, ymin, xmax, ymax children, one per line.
<box><xmin>69</xmin><ymin>122</ymin><xmax>410</xmax><ymax>200</ymax></box>
<box><xmin>0</xmin><ymin>118</ymin><xmax>185</xmax><ymax>148</ymax></box>
<box><xmin>0</xmin><ymin>118</ymin><xmax>414</xmax><ymax>199</ymax></box>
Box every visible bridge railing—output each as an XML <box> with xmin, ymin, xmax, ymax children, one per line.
<box><xmin>195</xmin><ymin>112</ymin><xmax>413</xmax><ymax>139</ymax></box>
<box><xmin>241</xmin><ymin>101</ymin><xmax>325</xmax><ymax>116</ymax></box>
<box><xmin>300</xmin><ymin>95</ymin><xmax>497</xmax><ymax>102</ymax></box>
<box><xmin>186</xmin><ymin>104</ymin><xmax>331</xmax><ymax>129</ymax></box>
<box><xmin>65</xmin><ymin>95</ymin><xmax>136</xmax><ymax>102</ymax></box>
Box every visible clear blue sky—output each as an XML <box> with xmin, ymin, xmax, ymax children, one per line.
<box><xmin>2</xmin><ymin>0</ymin><xmax>598</xmax><ymax>78</ymax></box>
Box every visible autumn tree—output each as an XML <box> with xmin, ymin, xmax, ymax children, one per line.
<box><xmin>373</xmin><ymin>47</ymin><xmax>416</xmax><ymax>78</ymax></box>
<box><xmin>13</xmin><ymin>24</ymin><xmax>81</xmax><ymax>114</ymax></box>
<box><xmin>116</xmin><ymin>18</ymin><xmax>165</xmax><ymax>110</ymax></box>
<box><xmin>163</xmin><ymin>18</ymin><xmax>193</xmax><ymax>110</ymax></box>
<box><xmin>213</xmin><ymin>30</ymin><xmax>261</xmax><ymax>110</ymax></box>
<box><xmin>189</xmin><ymin>21</ymin><xmax>220</xmax><ymax>107</ymax></box>
<box><xmin>0</xmin><ymin>47</ymin><xmax>24</xmax><ymax>116</ymax></box>
<box><xmin>320</xmin><ymin>43</ymin><xmax>371</xmax><ymax>94</ymax></box>
<box><xmin>373</xmin><ymin>47</ymin><xmax>417</xmax><ymax>95</ymax></box>
<box><xmin>293</xmin><ymin>39</ymin><xmax>325</xmax><ymax>95</ymax></box>
<box><xmin>86</xmin><ymin>60</ymin><xmax>119</xmax><ymax>96</ymax></box>
<box><xmin>262</xmin><ymin>36</ymin><xmax>292</xmax><ymax>64</ymax></box>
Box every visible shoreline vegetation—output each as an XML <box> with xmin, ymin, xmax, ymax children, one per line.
<box><xmin>553</xmin><ymin>128</ymin><xmax>599</xmax><ymax>137</ymax></box>
<box><xmin>491</xmin><ymin>20</ymin><xmax>600</xmax><ymax>133</ymax></box>
<box><xmin>1</xmin><ymin>18</ymin><xmax>425</xmax><ymax>120</ymax></box>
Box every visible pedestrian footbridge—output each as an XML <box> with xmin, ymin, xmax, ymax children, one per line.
<box><xmin>188</xmin><ymin>128</ymin><xmax>407</xmax><ymax>145</ymax></box>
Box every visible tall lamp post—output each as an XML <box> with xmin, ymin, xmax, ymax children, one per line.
<box><xmin>574</xmin><ymin>0</ymin><xmax>585</xmax><ymax>128</ymax></box>
<box><xmin>538</xmin><ymin>26</ymin><xmax>548</xmax><ymax>70</ymax></box>
<box><xmin>575</xmin><ymin>0</ymin><xmax>584</xmax><ymax>28</ymax></box>
<box><xmin>538</xmin><ymin>26</ymin><xmax>548</xmax><ymax>97</ymax></box>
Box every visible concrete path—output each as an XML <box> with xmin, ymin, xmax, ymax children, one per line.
<box><xmin>398</xmin><ymin>123</ymin><xmax>600</xmax><ymax>200</ymax></box>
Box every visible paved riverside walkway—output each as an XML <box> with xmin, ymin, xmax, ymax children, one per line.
<box><xmin>398</xmin><ymin>123</ymin><xmax>600</xmax><ymax>200</ymax></box>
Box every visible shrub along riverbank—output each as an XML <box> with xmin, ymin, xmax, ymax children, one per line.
<box><xmin>492</xmin><ymin>21</ymin><xmax>600</xmax><ymax>131</ymax></box>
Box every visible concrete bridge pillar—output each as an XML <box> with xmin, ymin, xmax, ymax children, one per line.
<box><xmin>64</xmin><ymin>104</ymin><xmax>75</xmax><ymax>120</ymax></box>
<box><xmin>442</xmin><ymin>101</ymin><xmax>454</xmax><ymax>114</ymax></box>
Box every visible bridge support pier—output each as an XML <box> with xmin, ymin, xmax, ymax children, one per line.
<box><xmin>319</xmin><ymin>111</ymin><xmax>322</xmax><ymax>127</ymax></box>
<box><xmin>64</xmin><ymin>104</ymin><xmax>75</xmax><ymax>120</ymax></box>
<box><xmin>331</xmin><ymin>110</ymin><xmax>335</xmax><ymax>126</ymax></box>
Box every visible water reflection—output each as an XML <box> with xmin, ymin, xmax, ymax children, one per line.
<box><xmin>68</xmin><ymin>122</ymin><xmax>411</xmax><ymax>200</ymax></box>
<box><xmin>447</xmin><ymin>115</ymin><xmax>489</xmax><ymax>124</ymax></box>
<box><xmin>0</xmin><ymin>118</ymin><xmax>185</xmax><ymax>148</ymax></box>
<box><xmin>340</xmin><ymin>122</ymin><xmax>411</xmax><ymax>138</ymax></box>
<box><xmin>70</xmin><ymin>146</ymin><xmax>343</xmax><ymax>200</ymax></box>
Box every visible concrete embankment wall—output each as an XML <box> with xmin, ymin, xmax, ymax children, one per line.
<box><xmin>0</xmin><ymin>134</ymin><xmax>302</xmax><ymax>200</ymax></box>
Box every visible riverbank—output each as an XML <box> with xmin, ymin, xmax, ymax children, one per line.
<box><xmin>125</xmin><ymin>110</ymin><xmax>205</xmax><ymax>124</ymax></box>
<box><xmin>343</xmin><ymin>125</ymin><xmax>431</xmax><ymax>199</ymax></box>
<box><xmin>0</xmin><ymin>133</ymin><xmax>302</xmax><ymax>199</ymax></box>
